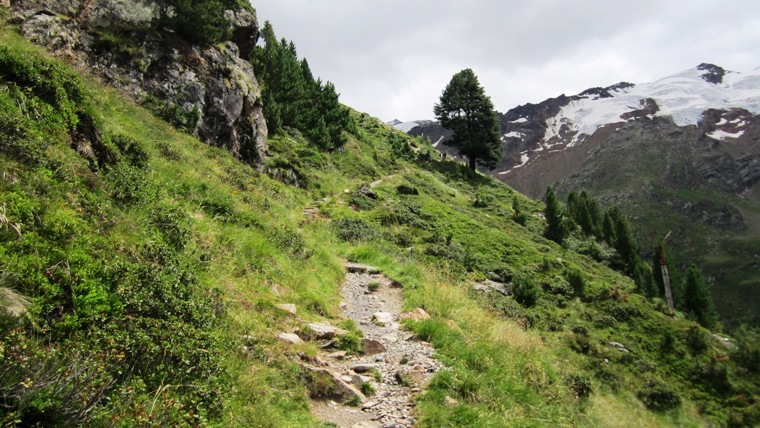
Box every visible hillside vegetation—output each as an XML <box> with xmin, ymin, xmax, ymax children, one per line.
<box><xmin>1</xmin><ymin>9</ymin><xmax>759</xmax><ymax>427</ymax></box>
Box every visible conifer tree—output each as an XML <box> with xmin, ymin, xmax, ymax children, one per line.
<box><xmin>434</xmin><ymin>69</ymin><xmax>502</xmax><ymax>170</ymax></box>
<box><xmin>544</xmin><ymin>187</ymin><xmax>568</xmax><ymax>244</ymax></box>
<box><xmin>252</xmin><ymin>22</ymin><xmax>351</xmax><ymax>150</ymax></box>
<box><xmin>683</xmin><ymin>263</ymin><xmax>716</xmax><ymax>328</ymax></box>
<box><xmin>567</xmin><ymin>191</ymin><xmax>602</xmax><ymax>238</ymax></box>
<box><xmin>512</xmin><ymin>195</ymin><xmax>528</xmax><ymax>226</ymax></box>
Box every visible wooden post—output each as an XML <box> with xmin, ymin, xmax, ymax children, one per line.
<box><xmin>661</xmin><ymin>263</ymin><xmax>674</xmax><ymax>311</ymax></box>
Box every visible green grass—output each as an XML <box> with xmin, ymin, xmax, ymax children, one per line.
<box><xmin>1</xmin><ymin>15</ymin><xmax>759</xmax><ymax>427</ymax></box>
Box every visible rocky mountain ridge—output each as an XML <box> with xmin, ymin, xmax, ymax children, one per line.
<box><xmin>11</xmin><ymin>0</ymin><xmax>268</xmax><ymax>168</ymax></box>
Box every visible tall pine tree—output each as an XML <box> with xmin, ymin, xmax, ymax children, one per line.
<box><xmin>683</xmin><ymin>263</ymin><xmax>717</xmax><ymax>328</ymax></box>
<box><xmin>252</xmin><ymin>22</ymin><xmax>351</xmax><ymax>151</ymax></box>
<box><xmin>544</xmin><ymin>187</ymin><xmax>568</xmax><ymax>244</ymax></box>
<box><xmin>434</xmin><ymin>69</ymin><xmax>502</xmax><ymax>170</ymax></box>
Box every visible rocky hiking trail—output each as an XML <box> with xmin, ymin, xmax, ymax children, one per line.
<box><xmin>306</xmin><ymin>263</ymin><xmax>444</xmax><ymax>428</ymax></box>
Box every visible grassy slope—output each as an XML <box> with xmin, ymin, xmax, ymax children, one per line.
<box><xmin>0</xmin><ymin>16</ymin><xmax>758</xmax><ymax>427</ymax></box>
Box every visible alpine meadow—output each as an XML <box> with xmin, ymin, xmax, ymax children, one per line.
<box><xmin>1</xmin><ymin>2</ymin><xmax>759</xmax><ymax>427</ymax></box>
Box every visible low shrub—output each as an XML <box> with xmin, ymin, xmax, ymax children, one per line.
<box><xmin>513</xmin><ymin>276</ymin><xmax>541</xmax><ymax>308</ymax></box>
<box><xmin>396</xmin><ymin>184</ymin><xmax>419</xmax><ymax>195</ymax></box>
<box><xmin>733</xmin><ymin>325</ymin><xmax>760</xmax><ymax>373</ymax></box>
<box><xmin>637</xmin><ymin>380</ymin><xmax>682</xmax><ymax>412</ymax></box>
<box><xmin>566</xmin><ymin>268</ymin><xmax>587</xmax><ymax>298</ymax></box>
<box><xmin>567</xmin><ymin>373</ymin><xmax>593</xmax><ymax>399</ymax></box>
<box><xmin>333</xmin><ymin>218</ymin><xmax>380</xmax><ymax>242</ymax></box>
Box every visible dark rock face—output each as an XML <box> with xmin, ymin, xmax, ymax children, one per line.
<box><xmin>13</xmin><ymin>0</ymin><xmax>267</xmax><ymax>169</ymax></box>
<box><xmin>620</xmin><ymin>98</ymin><xmax>659</xmax><ymax>121</ymax></box>
<box><xmin>697</xmin><ymin>63</ymin><xmax>726</xmax><ymax>84</ymax></box>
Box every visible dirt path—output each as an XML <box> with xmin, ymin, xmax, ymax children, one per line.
<box><xmin>310</xmin><ymin>263</ymin><xmax>441</xmax><ymax>428</ymax></box>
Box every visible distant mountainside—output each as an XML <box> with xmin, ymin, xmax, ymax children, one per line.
<box><xmin>397</xmin><ymin>63</ymin><xmax>760</xmax><ymax>328</ymax></box>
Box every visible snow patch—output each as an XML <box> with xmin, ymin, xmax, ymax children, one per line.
<box><xmin>497</xmin><ymin>153</ymin><xmax>530</xmax><ymax>175</ymax></box>
<box><xmin>510</xmin><ymin>117</ymin><xmax>528</xmax><ymax>123</ymax></box>
<box><xmin>391</xmin><ymin>120</ymin><xmax>434</xmax><ymax>133</ymax></box>
<box><xmin>432</xmin><ymin>136</ymin><xmax>445</xmax><ymax>148</ymax></box>
<box><xmin>708</xmin><ymin>129</ymin><xmax>745</xmax><ymax>140</ymax></box>
<box><xmin>504</xmin><ymin>131</ymin><xmax>523</xmax><ymax>139</ymax></box>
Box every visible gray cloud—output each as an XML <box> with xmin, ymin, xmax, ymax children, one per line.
<box><xmin>252</xmin><ymin>0</ymin><xmax>760</xmax><ymax>121</ymax></box>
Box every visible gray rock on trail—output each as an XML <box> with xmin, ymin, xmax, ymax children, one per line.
<box><xmin>301</xmin><ymin>364</ymin><xmax>367</xmax><ymax>403</ymax></box>
<box><xmin>372</xmin><ymin>312</ymin><xmax>394</xmax><ymax>326</ymax></box>
<box><xmin>350</xmin><ymin>363</ymin><xmax>380</xmax><ymax>373</ymax></box>
<box><xmin>351</xmin><ymin>422</ymin><xmax>380</xmax><ymax>428</ymax></box>
<box><xmin>305</xmin><ymin>322</ymin><xmax>349</xmax><ymax>340</ymax></box>
<box><xmin>344</xmin><ymin>263</ymin><xmax>381</xmax><ymax>274</ymax></box>
<box><xmin>361</xmin><ymin>339</ymin><xmax>387</xmax><ymax>355</ymax></box>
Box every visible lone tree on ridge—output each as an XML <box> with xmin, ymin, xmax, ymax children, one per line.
<box><xmin>434</xmin><ymin>68</ymin><xmax>502</xmax><ymax>170</ymax></box>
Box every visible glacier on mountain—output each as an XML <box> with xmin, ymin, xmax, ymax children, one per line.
<box><xmin>549</xmin><ymin>65</ymin><xmax>760</xmax><ymax>141</ymax></box>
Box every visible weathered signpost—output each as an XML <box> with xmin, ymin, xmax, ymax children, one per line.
<box><xmin>660</xmin><ymin>232</ymin><xmax>675</xmax><ymax>310</ymax></box>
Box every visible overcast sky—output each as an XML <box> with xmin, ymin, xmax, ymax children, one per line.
<box><xmin>252</xmin><ymin>1</ymin><xmax>760</xmax><ymax>122</ymax></box>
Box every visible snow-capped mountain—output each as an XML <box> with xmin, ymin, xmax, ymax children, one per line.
<box><xmin>539</xmin><ymin>63</ymin><xmax>760</xmax><ymax>144</ymax></box>
<box><xmin>404</xmin><ymin>63</ymin><xmax>760</xmax><ymax>197</ymax></box>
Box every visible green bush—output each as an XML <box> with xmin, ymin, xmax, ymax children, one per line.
<box><xmin>685</xmin><ymin>324</ymin><xmax>708</xmax><ymax>355</ymax></box>
<box><xmin>397</xmin><ymin>184</ymin><xmax>419</xmax><ymax>195</ymax></box>
<box><xmin>733</xmin><ymin>326</ymin><xmax>760</xmax><ymax>373</ymax></box>
<box><xmin>567</xmin><ymin>373</ymin><xmax>593</xmax><ymax>399</ymax></box>
<box><xmin>473</xmin><ymin>191</ymin><xmax>493</xmax><ymax>208</ymax></box>
<box><xmin>566</xmin><ymin>268</ymin><xmax>587</xmax><ymax>297</ymax></box>
<box><xmin>111</xmin><ymin>133</ymin><xmax>149</xmax><ymax>169</ymax></box>
<box><xmin>333</xmin><ymin>218</ymin><xmax>379</xmax><ymax>242</ymax></box>
<box><xmin>513</xmin><ymin>276</ymin><xmax>540</xmax><ymax>308</ymax></box>
<box><xmin>153</xmin><ymin>0</ymin><xmax>241</xmax><ymax>45</ymax></box>
<box><xmin>335</xmin><ymin>332</ymin><xmax>362</xmax><ymax>354</ymax></box>
<box><xmin>347</xmin><ymin>191</ymin><xmax>378</xmax><ymax>211</ymax></box>
<box><xmin>269</xmin><ymin>227</ymin><xmax>313</xmax><ymax>259</ymax></box>
<box><xmin>637</xmin><ymin>380</ymin><xmax>682</xmax><ymax>412</ymax></box>
<box><xmin>360</xmin><ymin>381</ymin><xmax>376</xmax><ymax>396</ymax></box>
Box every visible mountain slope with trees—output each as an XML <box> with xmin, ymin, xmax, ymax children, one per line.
<box><xmin>1</xmin><ymin>3</ymin><xmax>760</xmax><ymax>427</ymax></box>
<box><xmin>403</xmin><ymin>65</ymin><xmax>760</xmax><ymax>331</ymax></box>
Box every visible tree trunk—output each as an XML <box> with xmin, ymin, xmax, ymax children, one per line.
<box><xmin>468</xmin><ymin>157</ymin><xmax>476</xmax><ymax>171</ymax></box>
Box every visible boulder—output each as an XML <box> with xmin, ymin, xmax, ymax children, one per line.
<box><xmin>301</xmin><ymin>364</ymin><xmax>366</xmax><ymax>403</ymax></box>
<box><xmin>278</xmin><ymin>332</ymin><xmax>303</xmax><ymax>345</ymax></box>
<box><xmin>372</xmin><ymin>312</ymin><xmax>394</xmax><ymax>326</ymax></box>
<box><xmin>275</xmin><ymin>303</ymin><xmax>297</xmax><ymax>315</ymax></box>
<box><xmin>360</xmin><ymin>185</ymin><xmax>378</xmax><ymax>199</ymax></box>
<box><xmin>608</xmin><ymin>341</ymin><xmax>629</xmax><ymax>353</ymax></box>
<box><xmin>304</xmin><ymin>322</ymin><xmax>349</xmax><ymax>340</ymax></box>
<box><xmin>400</xmin><ymin>308</ymin><xmax>431</xmax><ymax>322</ymax></box>
<box><xmin>361</xmin><ymin>339</ymin><xmax>387</xmax><ymax>355</ymax></box>
<box><xmin>350</xmin><ymin>363</ymin><xmax>379</xmax><ymax>373</ymax></box>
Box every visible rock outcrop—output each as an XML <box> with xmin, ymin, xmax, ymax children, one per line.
<box><xmin>12</xmin><ymin>0</ymin><xmax>267</xmax><ymax>168</ymax></box>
